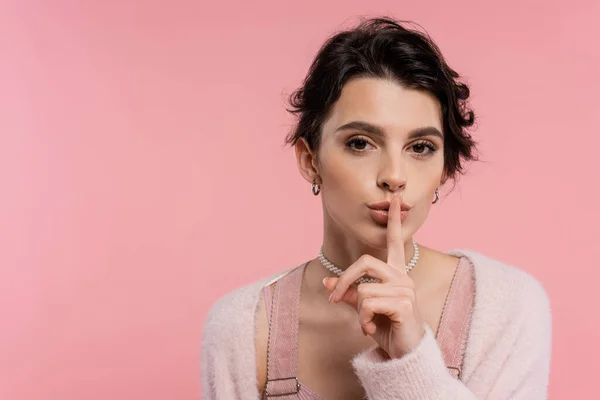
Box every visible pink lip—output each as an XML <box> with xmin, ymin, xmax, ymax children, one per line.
<box><xmin>368</xmin><ymin>208</ymin><xmax>409</xmax><ymax>225</ymax></box>
<box><xmin>367</xmin><ymin>200</ymin><xmax>412</xmax><ymax>212</ymax></box>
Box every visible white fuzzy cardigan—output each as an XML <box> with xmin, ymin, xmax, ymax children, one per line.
<box><xmin>201</xmin><ymin>250</ymin><xmax>552</xmax><ymax>399</ymax></box>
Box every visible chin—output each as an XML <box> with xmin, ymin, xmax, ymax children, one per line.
<box><xmin>365</xmin><ymin>219</ymin><xmax>416</xmax><ymax>244</ymax></box>
<box><xmin>356</xmin><ymin>223</ymin><xmax>388</xmax><ymax>249</ymax></box>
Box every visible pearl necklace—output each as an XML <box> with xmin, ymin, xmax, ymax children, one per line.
<box><xmin>318</xmin><ymin>240</ymin><xmax>420</xmax><ymax>284</ymax></box>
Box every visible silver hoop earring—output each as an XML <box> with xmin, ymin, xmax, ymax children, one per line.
<box><xmin>312</xmin><ymin>179</ymin><xmax>321</xmax><ymax>196</ymax></box>
<box><xmin>432</xmin><ymin>188</ymin><xmax>440</xmax><ymax>204</ymax></box>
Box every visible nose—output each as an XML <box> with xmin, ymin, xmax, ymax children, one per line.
<box><xmin>377</xmin><ymin>153</ymin><xmax>407</xmax><ymax>192</ymax></box>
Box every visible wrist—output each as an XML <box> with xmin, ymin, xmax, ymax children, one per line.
<box><xmin>390</xmin><ymin>324</ymin><xmax>427</xmax><ymax>359</ymax></box>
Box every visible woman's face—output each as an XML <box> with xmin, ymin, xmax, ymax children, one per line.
<box><xmin>307</xmin><ymin>77</ymin><xmax>445</xmax><ymax>249</ymax></box>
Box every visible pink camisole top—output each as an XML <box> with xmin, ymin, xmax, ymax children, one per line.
<box><xmin>261</xmin><ymin>256</ymin><xmax>475</xmax><ymax>399</ymax></box>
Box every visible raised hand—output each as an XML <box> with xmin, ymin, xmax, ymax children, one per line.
<box><xmin>323</xmin><ymin>193</ymin><xmax>426</xmax><ymax>359</ymax></box>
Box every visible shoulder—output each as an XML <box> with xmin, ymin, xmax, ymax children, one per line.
<box><xmin>449</xmin><ymin>248</ymin><xmax>552</xmax><ymax>349</ymax></box>
<box><xmin>449</xmin><ymin>249</ymin><xmax>551</xmax><ymax>328</ymax></box>
<box><xmin>201</xmin><ymin>267</ymin><xmax>295</xmax><ymax>344</ymax></box>
<box><xmin>201</xmin><ymin>267</ymin><xmax>298</xmax><ymax>398</ymax></box>
<box><xmin>203</xmin><ymin>274</ymin><xmax>274</xmax><ymax>338</ymax></box>
<box><xmin>447</xmin><ymin>250</ymin><xmax>553</xmax><ymax>386</ymax></box>
<box><xmin>451</xmin><ymin>249</ymin><xmax>550</xmax><ymax>305</ymax></box>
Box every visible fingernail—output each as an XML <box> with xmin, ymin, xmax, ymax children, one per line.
<box><xmin>328</xmin><ymin>292</ymin><xmax>334</xmax><ymax>303</ymax></box>
<box><xmin>322</xmin><ymin>277</ymin><xmax>328</xmax><ymax>287</ymax></box>
<box><xmin>330</xmin><ymin>289</ymin><xmax>338</xmax><ymax>303</ymax></box>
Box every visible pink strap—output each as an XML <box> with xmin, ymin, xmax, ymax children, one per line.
<box><xmin>436</xmin><ymin>257</ymin><xmax>476</xmax><ymax>380</ymax></box>
<box><xmin>263</xmin><ymin>284</ymin><xmax>273</xmax><ymax>324</ymax></box>
<box><xmin>262</xmin><ymin>257</ymin><xmax>475</xmax><ymax>398</ymax></box>
<box><xmin>262</xmin><ymin>264</ymin><xmax>306</xmax><ymax>398</ymax></box>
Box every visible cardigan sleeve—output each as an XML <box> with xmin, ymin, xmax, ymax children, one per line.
<box><xmin>201</xmin><ymin>302</ymin><xmax>230</xmax><ymax>400</ymax></box>
<box><xmin>351</xmin><ymin>284</ymin><xmax>552</xmax><ymax>400</ymax></box>
<box><xmin>200</xmin><ymin>285</ymin><xmax>266</xmax><ymax>400</ymax></box>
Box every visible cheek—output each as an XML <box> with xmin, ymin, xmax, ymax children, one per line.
<box><xmin>412</xmin><ymin>198</ymin><xmax>432</xmax><ymax>216</ymax></box>
<box><xmin>321</xmin><ymin>155</ymin><xmax>371</xmax><ymax>193</ymax></box>
<box><xmin>405</xmin><ymin>170</ymin><xmax>438</xmax><ymax>225</ymax></box>
<box><xmin>403</xmin><ymin>200</ymin><xmax>433</xmax><ymax>236</ymax></box>
<box><xmin>414</xmin><ymin>185</ymin><xmax>437</xmax><ymax>214</ymax></box>
<box><xmin>320</xmin><ymin>162</ymin><xmax>371</xmax><ymax>221</ymax></box>
<box><xmin>407</xmin><ymin>162</ymin><xmax>442</xmax><ymax>195</ymax></box>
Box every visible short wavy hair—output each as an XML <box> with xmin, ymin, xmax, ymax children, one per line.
<box><xmin>284</xmin><ymin>16</ymin><xmax>478</xmax><ymax>181</ymax></box>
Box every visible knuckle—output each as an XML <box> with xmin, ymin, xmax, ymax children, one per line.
<box><xmin>359</xmin><ymin>255</ymin><xmax>377</xmax><ymax>275</ymax></box>
<box><xmin>357</xmin><ymin>285</ymin><xmax>368</xmax><ymax>296</ymax></box>
<box><xmin>366</xmin><ymin>267</ymin><xmax>376</xmax><ymax>278</ymax></box>
<box><xmin>358</xmin><ymin>254</ymin><xmax>372</xmax><ymax>264</ymax></box>
<box><xmin>407</xmin><ymin>291</ymin><xmax>416</xmax><ymax>302</ymax></box>
<box><xmin>392</xmin><ymin>285</ymin><xmax>414</xmax><ymax>299</ymax></box>
<box><xmin>387</xmin><ymin>235</ymin><xmax>400</xmax><ymax>245</ymax></box>
<box><xmin>362</xmin><ymin>298</ymin><xmax>375</xmax><ymax>309</ymax></box>
<box><xmin>404</xmin><ymin>287</ymin><xmax>417</xmax><ymax>300</ymax></box>
<box><xmin>359</xmin><ymin>313</ymin><xmax>370</xmax><ymax>326</ymax></box>
<box><xmin>397</xmin><ymin>298</ymin><xmax>414</xmax><ymax>313</ymax></box>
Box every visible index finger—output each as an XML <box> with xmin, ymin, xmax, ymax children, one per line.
<box><xmin>386</xmin><ymin>193</ymin><xmax>406</xmax><ymax>273</ymax></box>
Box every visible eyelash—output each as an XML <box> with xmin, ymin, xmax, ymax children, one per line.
<box><xmin>345</xmin><ymin>136</ymin><xmax>438</xmax><ymax>157</ymax></box>
<box><xmin>411</xmin><ymin>140</ymin><xmax>438</xmax><ymax>157</ymax></box>
<box><xmin>345</xmin><ymin>137</ymin><xmax>371</xmax><ymax>153</ymax></box>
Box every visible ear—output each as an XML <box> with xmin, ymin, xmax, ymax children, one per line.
<box><xmin>295</xmin><ymin>137</ymin><xmax>321</xmax><ymax>185</ymax></box>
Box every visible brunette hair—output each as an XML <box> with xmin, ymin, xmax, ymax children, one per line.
<box><xmin>284</xmin><ymin>16</ymin><xmax>478</xmax><ymax>181</ymax></box>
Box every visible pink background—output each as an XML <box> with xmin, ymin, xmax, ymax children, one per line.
<box><xmin>1</xmin><ymin>1</ymin><xmax>598</xmax><ymax>399</ymax></box>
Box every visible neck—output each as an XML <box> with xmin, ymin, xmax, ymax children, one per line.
<box><xmin>319</xmin><ymin>216</ymin><xmax>417</xmax><ymax>272</ymax></box>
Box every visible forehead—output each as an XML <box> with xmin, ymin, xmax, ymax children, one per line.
<box><xmin>323</xmin><ymin>77</ymin><xmax>443</xmax><ymax>134</ymax></box>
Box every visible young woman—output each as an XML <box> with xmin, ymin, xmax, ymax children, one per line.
<box><xmin>201</xmin><ymin>17</ymin><xmax>552</xmax><ymax>400</ymax></box>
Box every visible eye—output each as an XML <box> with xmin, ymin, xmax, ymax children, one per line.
<box><xmin>346</xmin><ymin>136</ymin><xmax>373</xmax><ymax>152</ymax></box>
<box><xmin>410</xmin><ymin>140</ymin><xmax>437</xmax><ymax>156</ymax></box>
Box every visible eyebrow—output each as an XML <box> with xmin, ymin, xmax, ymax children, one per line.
<box><xmin>334</xmin><ymin>121</ymin><xmax>443</xmax><ymax>140</ymax></box>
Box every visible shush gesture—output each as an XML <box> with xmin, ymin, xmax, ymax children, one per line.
<box><xmin>323</xmin><ymin>193</ymin><xmax>426</xmax><ymax>359</ymax></box>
